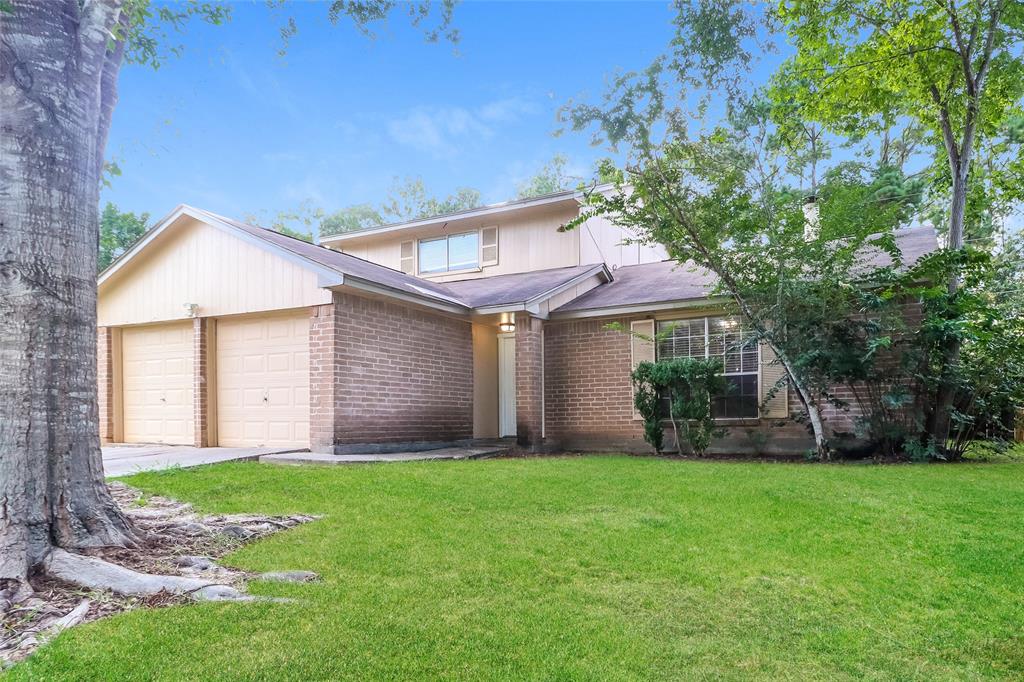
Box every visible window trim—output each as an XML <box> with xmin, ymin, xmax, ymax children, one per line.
<box><xmin>416</xmin><ymin>229</ymin><xmax>483</xmax><ymax>276</ymax></box>
<box><xmin>655</xmin><ymin>315</ymin><xmax>761</xmax><ymax>421</ymax></box>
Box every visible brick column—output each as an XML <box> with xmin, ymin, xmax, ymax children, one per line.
<box><xmin>193</xmin><ymin>317</ymin><xmax>210</xmax><ymax>447</ymax></box>
<box><xmin>514</xmin><ymin>312</ymin><xmax>544</xmax><ymax>449</ymax></box>
<box><xmin>309</xmin><ymin>302</ymin><xmax>339</xmax><ymax>452</ymax></box>
<box><xmin>97</xmin><ymin>326</ymin><xmax>115</xmax><ymax>444</ymax></box>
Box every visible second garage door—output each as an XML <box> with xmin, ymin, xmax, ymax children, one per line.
<box><xmin>216</xmin><ymin>311</ymin><xmax>310</xmax><ymax>448</ymax></box>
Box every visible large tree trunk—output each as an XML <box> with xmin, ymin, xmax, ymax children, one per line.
<box><xmin>1</xmin><ymin>0</ymin><xmax>137</xmax><ymax>591</ymax></box>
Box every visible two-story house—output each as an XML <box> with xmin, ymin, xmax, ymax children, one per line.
<box><xmin>96</xmin><ymin>188</ymin><xmax>938</xmax><ymax>455</ymax></box>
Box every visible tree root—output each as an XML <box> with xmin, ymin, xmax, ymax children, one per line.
<box><xmin>1</xmin><ymin>483</ymin><xmax>321</xmax><ymax>667</ymax></box>
<box><xmin>43</xmin><ymin>549</ymin><xmax>248</xmax><ymax>602</ymax></box>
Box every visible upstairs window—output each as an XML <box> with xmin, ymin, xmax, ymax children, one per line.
<box><xmin>418</xmin><ymin>231</ymin><xmax>479</xmax><ymax>274</ymax></box>
<box><xmin>657</xmin><ymin>316</ymin><xmax>759</xmax><ymax>419</ymax></box>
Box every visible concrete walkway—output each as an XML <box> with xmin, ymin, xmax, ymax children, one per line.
<box><xmin>260</xmin><ymin>445</ymin><xmax>508</xmax><ymax>467</ymax></box>
<box><xmin>103</xmin><ymin>445</ymin><xmax>303</xmax><ymax>477</ymax></box>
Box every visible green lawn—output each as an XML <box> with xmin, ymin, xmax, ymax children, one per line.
<box><xmin>9</xmin><ymin>456</ymin><xmax>1024</xmax><ymax>680</ymax></box>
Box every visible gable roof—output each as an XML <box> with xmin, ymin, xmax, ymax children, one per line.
<box><xmin>553</xmin><ymin>226</ymin><xmax>940</xmax><ymax>317</ymax></box>
<box><xmin>99</xmin><ymin>205</ymin><xmax>472</xmax><ymax>313</ymax></box>
<box><xmin>442</xmin><ymin>264</ymin><xmax>610</xmax><ymax>311</ymax></box>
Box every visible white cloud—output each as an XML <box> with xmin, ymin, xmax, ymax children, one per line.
<box><xmin>478</xmin><ymin>96</ymin><xmax>540</xmax><ymax>123</ymax></box>
<box><xmin>387</xmin><ymin>96</ymin><xmax>540</xmax><ymax>158</ymax></box>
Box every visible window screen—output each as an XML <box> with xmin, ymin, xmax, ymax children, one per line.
<box><xmin>417</xmin><ymin>232</ymin><xmax>479</xmax><ymax>274</ymax></box>
<box><xmin>656</xmin><ymin>316</ymin><xmax>759</xmax><ymax>419</ymax></box>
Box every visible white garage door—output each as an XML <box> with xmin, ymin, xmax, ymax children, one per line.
<box><xmin>216</xmin><ymin>311</ymin><xmax>309</xmax><ymax>448</ymax></box>
<box><xmin>121</xmin><ymin>322</ymin><xmax>195</xmax><ymax>445</ymax></box>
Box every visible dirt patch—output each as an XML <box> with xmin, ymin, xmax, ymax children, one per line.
<box><xmin>0</xmin><ymin>482</ymin><xmax>317</xmax><ymax>668</ymax></box>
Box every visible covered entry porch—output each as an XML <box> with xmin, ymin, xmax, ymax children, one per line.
<box><xmin>470</xmin><ymin>311</ymin><xmax>544</xmax><ymax>448</ymax></box>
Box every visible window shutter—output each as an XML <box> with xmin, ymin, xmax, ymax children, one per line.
<box><xmin>400</xmin><ymin>241</ymin><xmax>415</xmax><ymax>275</ymax></box>
<box><xmin>630</xmin><ymin>319</ymin><xmax>656</xmax><ymax>420</ymax></box>
<box><xmin>480</xmin><ymin>226</ymin><xmax>498</xmax><ymax>266</ymax></box>
<box><xmin>758</xmin><ymin>340</ymin><xmax>789</xmax><ymax>418</ymax></box>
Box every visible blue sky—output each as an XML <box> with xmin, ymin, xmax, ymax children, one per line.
<box><xmin>103</xmin><ymin>1</ymin><xmax>688</xmax><ymax>223</ymax></box>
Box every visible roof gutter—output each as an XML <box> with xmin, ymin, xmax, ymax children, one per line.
<box><xmin>549</xmin><ymin>295</ymin><xmax>731</xmax><ymax>320</ymax></box>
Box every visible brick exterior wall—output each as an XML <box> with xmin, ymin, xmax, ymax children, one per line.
<box><xmin>514</xmin><ymin>312</ymin><xmax>544</xmax><ymax>448</ymax></box>
<box><xmin>193</xmin><ymin>317</ymin><xmax>210</xmax><ymax>447</ymax></box>
<box><xmin>544</xmin><ymin>316</ymin><xmax>646</xmax><ymax>452</ymax></box>
<box><xmin>543</xmin><ymin>315</ymin><xmax>815</xmax><ymax>455</ymax></box>
<box><xmin>309</xmin><ymin>303</ymin><xmax>339</xmax><ymax>451</ymax></box>
<box><xmin>310</xmin><ymin>291</ymin><xmax>474</xmax><ymax>452</ymax></box>
<box><xmin>97</xmin><ymin>327</ymin><xmax>115</xmax><ymax>444</ymax></box>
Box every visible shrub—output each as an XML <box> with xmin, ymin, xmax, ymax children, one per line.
<box><xmin>632</xmin><ymin>357</ymin><xmax>727</xmax><ymax>456</ymax></box>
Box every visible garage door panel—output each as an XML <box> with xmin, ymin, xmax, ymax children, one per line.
<box><xmin>243</xmin><ymin>388</ymin><xmax>265</xmax><ymax>408</ymax></box>
<box><xmin>217</xmin><ymin>311</ymin><xmax>309</xmax><ymax>448</ymax></box>
<box><xmin>242</xmin><ymin>354</ymin><xmax>266</xmax><ymax>373</ymax></box>
<box><xmin>121</xmin><ymin>322</ymin><xmax>194</xmax><ymax>445</ymax></box>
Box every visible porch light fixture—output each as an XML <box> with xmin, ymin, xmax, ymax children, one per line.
<box><xmin>183</xmin><ymin>302</ymin><xmax>199</xmax><ymax>318</ymax></box>
<box><xmin>499</xmin><ymin>321</ymin><xmax>516</xmax><ymax>333</ymax></box>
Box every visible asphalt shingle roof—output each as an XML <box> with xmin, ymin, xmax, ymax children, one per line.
<box><xmin>554</xmin><ymin>226</ymin><xmax>940</xmax><ymax>313</ymax></box>
<box><xmin>441</xmin><ymin>265</ymin><xmax>605</xmax><ymax>308</ymax></box>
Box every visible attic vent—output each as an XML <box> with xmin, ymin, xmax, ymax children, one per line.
<box><xmin>481</xmin><ymin>226</ymin><xmax>498</xmax><ymax>266</ymax></box>
<box><xmin>400</xmin><ymin>240</ymin><xmax>415</xmax><ymax>275</ymax></box>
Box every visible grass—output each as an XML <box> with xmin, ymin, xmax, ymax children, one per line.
<box><xmin>8</xmin><ymin>455</ymin><xmax>1024</xmax><ymax>680</ymax></box>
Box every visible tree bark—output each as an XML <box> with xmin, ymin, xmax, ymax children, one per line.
<box><xmin>0</xmin><ymin>0</ymin><xmax>137</xmax><ymax>590</ymax></box>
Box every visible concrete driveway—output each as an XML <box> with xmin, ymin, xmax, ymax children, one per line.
<box><xmin>102</xmin><ymin>445</ymin><xmax>304</xmax><ymax>477</ymax></box>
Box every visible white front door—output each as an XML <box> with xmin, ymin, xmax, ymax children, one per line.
<box><xmin>498</xmin><ymin>334</ymin><xmax>516</xmax><ymax>438</ymax></box>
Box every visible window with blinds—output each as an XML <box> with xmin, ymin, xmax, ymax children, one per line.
<box><xmin>418</xmin><ymin>231</ymin><xmax>479</xmax><ymax>274</ymax></box>
<box><xmin>657</xmin><ymin>316</ymin><xmax>759</xmax><ymax>419</ymax></box>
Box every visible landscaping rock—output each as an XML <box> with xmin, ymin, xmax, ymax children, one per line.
<box><xmin>190</xmin><ymin>585</ymin><xmax>252</xmax><ymax>602</ymax></box>
<box><xmin>221</xmin><ymin>524</ymin><xmax>250</xmax><ymax>540</ymax></box>
<box><xmin>173</xmin><ymin>556</ymin><xmax>218</xmax><ymax>571</ymax></box>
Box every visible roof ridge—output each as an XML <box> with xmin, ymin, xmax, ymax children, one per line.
<box><xmin>196</xmin><ymin>207</ymin><xmax>420</xmax><ymax>277</ymax></box>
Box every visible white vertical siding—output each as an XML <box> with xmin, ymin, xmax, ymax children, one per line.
<box><xmin>98</xmin><ymin>217</ymin><xmax>332</xmax><ymax>327</ymax></box>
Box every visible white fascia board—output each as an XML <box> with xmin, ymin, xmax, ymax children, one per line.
<box><xmin>523</xmin><ymin>264</ymin><xmax>611</xmax><ymax>307</ymax></box>
<box><xmin>471</xmin><ymin>303</ymin><xmax>530</xmax><ymax>317</ymax></box>
<box><xmin>549</xmin><ymin>296</ymin><xmax>729</xmax><ymax>320</ymax></box>
<box><xmin>98</xmin><ymin>205</ymin><xmax>345</xmax><ymax>289</ymax></box>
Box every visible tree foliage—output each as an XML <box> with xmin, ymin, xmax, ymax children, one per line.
<box><xmin>380</xmin><ymin>177</ymin><xmax>481</xmax><ymax>222</ymax></box>
<box><xmin>99</xmin><ymin>202</ymin><xmax>149</xmax><ymax>271</ymax></box>
<box><xmin>516</xmin><ymin>154</ymin><xmax>576</xmax><ymax>198</ymax></box>
<box><xmin>320</xmin><ymin>203</ymin><xmax>385</xmax><ymax>236</ymax></box>
<box><xmin>320</xmin><ymin>177</ymin><xmax>481</xmax><ymax>237</ymax></box>
<box><xmin>773</xmin><ymin>0</ymin><xmax>1024</xmax><ymax>248</ymax></box>
<box><xmin>560</xmin><ymin>0</ymin><xmax>1023</xmax><ymax>459</ymax></box>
